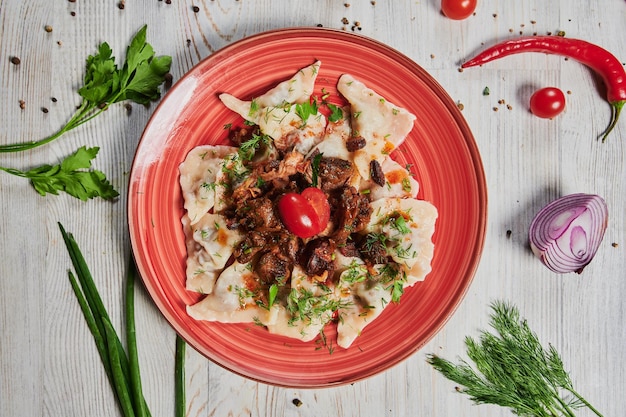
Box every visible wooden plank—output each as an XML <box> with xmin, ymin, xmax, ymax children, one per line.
<box><xmin>0</xmin><ymin>1</ymin><xmax>624</xmax><ymax>416</ymax></box>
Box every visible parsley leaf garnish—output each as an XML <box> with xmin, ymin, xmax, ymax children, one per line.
<box><xmin>267</xmin><ymin>284</ymin><xmax>278</xmax><ymax>309</ymax></box>
<box><xmin>327</xmin><ymin>103</ymin><xmax>344</xmax><ymax>123</ymax></box>
<box><xmin>295</xmin><ymin>99</ymin><xmax>319</xmax><ymax>127</ymax></box>
<box><xmin>0</xmin><ymin>146</ymin><xmax>119</xmax><ymax>200</ymax></box>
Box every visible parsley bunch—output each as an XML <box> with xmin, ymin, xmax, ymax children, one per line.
<box><xmin>0</xmin><ymin>146</ymin><xmax>118</xmax><ymax>201</ymax></box>
<box><xmin>427</xmin><ymin>301</ymin><xmax>604</xmax><ymax>417</ymax></box>
<box><xmin>0</xmin><ymin>25</ymin><xmax>171</xmax><ymax>200</ymax></box>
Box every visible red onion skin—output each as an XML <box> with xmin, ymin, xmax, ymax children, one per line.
<box><xmin>529</xmin><ymin>194</ymin><xmax>608</xmax><ymax>274</ymax></box>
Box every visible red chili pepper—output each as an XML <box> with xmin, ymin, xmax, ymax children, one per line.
<box><xmin>462</xmin><ymin>36</ymin><xmax>626</xmax><ymax>142</ymax></box>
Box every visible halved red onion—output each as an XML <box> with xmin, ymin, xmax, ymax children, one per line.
<box><xmin>529</xmin><ymin>193</ymin><xmax>608</xmax><ymax>274</ymax></box>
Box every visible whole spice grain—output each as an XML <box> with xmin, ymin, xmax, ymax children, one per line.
<box><xmin>10</xmin><ymin>56</ymin><xmax>21</xmax><ymax>65</ymax></box>
<box><xmin>192</xmin><ymin>5</ymin><xmax>200</xmax><ymax>12</ymax></box>
<box><xmin>164</xmin><ymin>72</ymin><xmax>173</xmax><ymax>89</ymax></box>
<box><xmin>19</xmin><ymin>100</ymin><xmax>26</xmax><ymax>109</ymax></box>
<box><xmin>45</xmin><ymin>25</ymin><xmax>53</xmax><ymax>33</ymax></box>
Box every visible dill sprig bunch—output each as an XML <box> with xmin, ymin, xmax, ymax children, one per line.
<box><xmin>427</xmin><ymin>301</ymin><xmax>604</xmax><ymax>417</ymax></box>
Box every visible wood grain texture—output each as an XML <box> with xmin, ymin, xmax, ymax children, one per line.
<box><xmin>1</xmin><ymin>0</ymin><xmax>624</xmax><ymax>416</ymax></box>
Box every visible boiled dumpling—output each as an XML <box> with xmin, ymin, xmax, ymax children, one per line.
<box><xmin>219</xmin><ymin>61</ymin><xmax>326</xmax><ymax>154</ymax></box>
<box><xmin>337</xmin><ymin>74</ymin><xmax>416</xmax><ymax>180</ymax></box>
<box><xmin>179</xmin><ymin>145</ymin><xmax>238</xmax><ymax>224</ymax></box>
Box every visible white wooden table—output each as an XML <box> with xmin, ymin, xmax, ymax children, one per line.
<box><xmin>1</xmin><ymin>1</ymin><xmax>624</xmax><ymax>416</ymax></box>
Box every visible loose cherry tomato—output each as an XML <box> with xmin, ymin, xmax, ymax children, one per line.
<box><xmin>441</xmin><ymin>0</ymin><xmax>477</xmax><ymax>20</ymax></box>
<box><xmin>301</xmin><ymin>187</ymin><xmax>330</xmax><ymax>231</ymax></box>
<box><xmin>529</xmin><ymin>87</ymin><xmax>566</xmax><ymax>119</ymax></box>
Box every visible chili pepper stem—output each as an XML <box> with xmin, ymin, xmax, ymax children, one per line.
<box><xmin>600</xmin><ymin>101</ymin><xmax>624</xmax><ymax>142</ymax></box>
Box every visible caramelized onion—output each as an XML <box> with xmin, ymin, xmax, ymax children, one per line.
<box><xmin>529</xmin><ymin>193</ymin><xmax>608</xmax><ymax>274</ymax></box>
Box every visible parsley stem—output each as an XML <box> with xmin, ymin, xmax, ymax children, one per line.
<box><xmin>0</xmin><ymin>126</ymin><xmax>67</xmax><ymax>152</ymax></box>
<box><xmin>0</xmin><ymin>101</ymin><xmax>98</xmax><ymax>153</ymax></box>
<box><xmin>0</xmin><ymin>166</ymin><xmax>27</xmax><ymax>177</ymax></box>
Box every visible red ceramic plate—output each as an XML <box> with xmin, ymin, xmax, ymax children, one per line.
<box><xmin>128</xmin><ymin>27</ymin><xmax>487</xmax><ymax>388</ymax></box>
